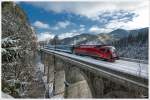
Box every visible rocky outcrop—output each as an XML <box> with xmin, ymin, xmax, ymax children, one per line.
<box><xmin>2</xmin><ymin>2</ymin><xmax>38</xmax><ymax>97</ymax></box>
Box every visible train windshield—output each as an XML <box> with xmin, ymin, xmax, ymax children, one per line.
<box><xmin>107</xmin><ymin>46</ymin><xmax>116</xmax><ymax>52</ymax></box>
<box><xmin>110</xmin><ymin>47</ymin><xmax>116</xmax><ymax>52</ymax></box>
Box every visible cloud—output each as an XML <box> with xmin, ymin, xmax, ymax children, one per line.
<box><xmin>105</xmin><ymin>5</ymin><xmax>149</xmax><ymax>30</ymax></box>
<box><xmin>33</xmin><ymin>21</ymin><xmax>50</xmax><ymax>29</ymax></box>
<box><xmin>99</xmin><ymin>10</ymin><xmax>137</xmax><ymax>23</ymax></box>
<box><xmin>70</xmin><ymin>27</ymin><xmax>85</xmax><ymax>33</ymax></box>
<box><xmin>51</xmin><ymin>26</ymin><xmax>59</xmax><ymax>30</ymax></box>
<box><xmin>57</xmin><ymin>20</ymin><xmax>70</xmax><ymax>28</ymax></box>
<box><xmin>58</xmin><ymin>32</ymin><xmax>80</xmax><ymax>39</ymax></box>
<box><xmin>71</xmin><ymin>29</ymin><xmax>77</xmax><ymax>33</ymax></box>
<box><xmin>30</xmin><ymin>1</ymin><xmax>148</xmax><ymax>19</ymax></box>
<box><xmin>50</xmin><ymin>20</ymin><xmax>71</xmax><ymax>30</ymax></box>
<box><xmin>89</xmin><ymin>26</ymin><xmax>100</xmax><ymax>33</ymax></box>
<box><xmin>80</xmin><ymin>24</ymin><xmax>85</xmax><ymax>28</ymax></box>
<box><xmin>30</xmin><ymin>0</ymin><xmax>149</xmax><ymax>30</ymax></box>
<box><xmin>37</xmin><ymin>32</ymin><xmax>55</xmax><ymax>41</ymax></box>
<box><xmin>89</xmin><ymin>26</ymin><xmax>112</xmax><ymax>33</ymax></box>
<box><xmin>79</xmin><ymin>27</ymin><xmax>85</xmax><ymax>32</ymax></box>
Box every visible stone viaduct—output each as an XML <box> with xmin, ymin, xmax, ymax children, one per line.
<box><xmin>40</xmin><ymin>49</ymin><xmax>148</xmax><ymax>98</ymax></box>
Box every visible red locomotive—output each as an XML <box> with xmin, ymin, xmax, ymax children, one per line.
<box><xmin>72</xmin><ymin>45</ymin><xmax>119</xmax><ymax>62</ymax></box>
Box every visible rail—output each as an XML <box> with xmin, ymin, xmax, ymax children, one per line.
<box><xmin>120</xmin><ymin>57</ymin><xmax>148</xmax><ymax>64</ymax></box>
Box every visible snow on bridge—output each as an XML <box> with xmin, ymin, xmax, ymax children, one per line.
<box><xmin>41</xmin><ymin>48</ymin><xmax>148</xmax><ymax>80</ymax></box>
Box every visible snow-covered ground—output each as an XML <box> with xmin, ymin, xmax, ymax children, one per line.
<box><xmin>42</xmin><ymin>48</ymin><xmax>148</xmax><ymax>79</ymax></box>
<box><xmin>2</xmin><ymin>92</ymin><xmax>14</xmax><ymax>98</ymax></box>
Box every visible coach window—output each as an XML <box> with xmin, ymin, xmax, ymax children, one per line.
<box><xmin>106</xmin><ymin>49</ymin><xmax>109</xmax><ymax>53</ymax></box>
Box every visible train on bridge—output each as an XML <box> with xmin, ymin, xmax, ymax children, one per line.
<box><xmin>72</xmin><ymin>45</ymin><xmax>119</xmax><ymax>62</ymax></box>
<box><xmin>45</xmin><ymin>45</ymin><xmax>119</xmax><ymax>62</ymax></box>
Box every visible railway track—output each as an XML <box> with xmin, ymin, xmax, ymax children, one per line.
<box><xmin>119</xmin><ymin>57</ymin><xmax>148</xmax><ymax>64</ymax></box>
<box><xmin>43</xmin><ymin>46</ymin><xmax>148</xmax><ymax>64</ymax></box>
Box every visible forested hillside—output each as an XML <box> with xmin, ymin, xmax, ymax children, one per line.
<box><xmin>112</xmin><ymin>28</ymin><xmax>148</xmax><ymax>60</ymax></box>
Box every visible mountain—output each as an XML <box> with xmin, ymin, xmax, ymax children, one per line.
<box><xmin>109</xmin><ymin>29</ymin><xmax>130</xmax><ymax>40</ymax></box>
<box><xmin>58</xmin><ymin>28</ymin><xmax>148</xmax><ymax>46</ymax></box>
<box><xmin>129</xmin><ymin>27</ymin><xmax>148</xmax><ymax>37</ymax></box>
<box><xmin>97</xmin><ymin>33</ymin><xmax>115</xmax><ymax>44</ymax></box>
<box><xmin>60</xmin><ymin>33</ymin><xmax>104</xmax><ymax>45</ymax></box>
<box><xmin>58</xmin><ymin>29</ymin><xmax>130</xmax><ymax>45</ymax></box>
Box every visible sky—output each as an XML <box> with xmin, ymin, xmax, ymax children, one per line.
<box><xmin>17</xmin><ymin>0</ymin><xmax>149</xmax><ymax>41</ymax></box>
